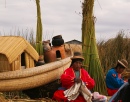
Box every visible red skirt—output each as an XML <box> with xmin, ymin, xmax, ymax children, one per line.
<box><xmin>52</xmin><ymin>90</ymin><xmax>86</xmax><ymax>102</ymax></box>
<box><xmin>107</xmin><ymin>88</ymin><xmax>118</xmax><ymax>96</ymax></box>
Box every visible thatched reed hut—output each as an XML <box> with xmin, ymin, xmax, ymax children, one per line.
<box><xmin>64</xmin><ymin>39</ymin><xmax>82</xmax><ymax>53</ymax></box>
<box><xmin>0</xmin><ymin>36</ymin><xmax>39</xmax><ymax>72</ymax></box>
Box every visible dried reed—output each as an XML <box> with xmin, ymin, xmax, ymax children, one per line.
<box><xmin>98</xmin><ymin>31</ymin><xmax>130</xmax><ymax>74</ymax></box>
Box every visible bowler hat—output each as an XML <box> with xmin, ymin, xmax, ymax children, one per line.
<box><xmin>71</xmin><ymin>52</ymin><xmax>84</xmax><ymax>60</ymax></box>
<box><xmin>118</xmin><ymin>59</ymin><xmax>128</xmax><ymax>68</ymax></box>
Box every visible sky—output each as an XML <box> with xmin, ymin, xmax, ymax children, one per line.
<box><xmin>0</xmin><ymin>0</ymin><xmax>130</xmax><ymax>42</ymax></box>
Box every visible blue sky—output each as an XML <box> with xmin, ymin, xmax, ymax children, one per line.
<box><xmin>0</xmin><ymin>0</ymin><xmax>130</xmax><ymax>42</ymax></box>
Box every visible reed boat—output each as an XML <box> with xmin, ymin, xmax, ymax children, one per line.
<box><xmin>0</xmin><ymin>57</ymin><xmax>71</xmax><ymax>92</ymax></box>
<box><xmin>0</xmin><ymin>36</ymin><xmax>72</xmax><ymax>92</ymax></box>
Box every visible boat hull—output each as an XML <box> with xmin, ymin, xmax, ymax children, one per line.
<box><xmin>0</xmin><ymin>57</ymin><xmax>71</xmax><ymax>91</ymax></box>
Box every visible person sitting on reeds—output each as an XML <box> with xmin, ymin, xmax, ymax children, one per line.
<box><xmin>105</xmin><ymin>59</ymin><xmax>128</xmax><ymax>96</ymax></box>
<box><xmin>52</xmin><ymin>52</ymin><xmax>107</xmax><ymax>102</ymax></box>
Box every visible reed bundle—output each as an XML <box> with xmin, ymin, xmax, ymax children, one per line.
<box><xmin>81</xmin><ymin>0</ymin><xmax>107</xmax><ymax>95</ymax></box>
<box><xmin>35</xmin><ymin>0</ymin><xmax>43</xmax><ymax>56</ymax></box>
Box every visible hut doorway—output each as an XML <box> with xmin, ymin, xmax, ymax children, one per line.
<box><xmin>21</xmin><ymin>52</ymin><xmax>26</xmax><ymax>69</ymax></box>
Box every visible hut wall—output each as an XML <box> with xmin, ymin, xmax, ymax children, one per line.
<box><xmin>25</xmin><ymin>53</ymin><xmax>35</xmax><ymax>68</ymax></box>
<box><xmin>11</xmin><ymin>55</ymin><xmax>21</xmax><ymax>71</ymax></box>
<box><xmin>64</xmin><ymin>44</ymin><xmax>82</xmax><ymax>53</ymax></box>
<box><xmin>0</xmin><ymin>54</ymin><xmax>11</xmax><ymax>72</ymax></box>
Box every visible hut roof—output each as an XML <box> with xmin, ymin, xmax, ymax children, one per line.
<box><xmin>65</xmin><ymin>39</ymin><xmax>82</xmax><ymax>45</ymax></box>
<box><xmin>0</xmin><ymin>36</ymin><xmax>39</xmax><ymax>63</ymax></box>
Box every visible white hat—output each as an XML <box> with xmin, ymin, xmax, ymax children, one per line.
<box><xmin>118</xmin><ymin>59</ymin><xmax>128</xmax><ymax>68</ymax></box>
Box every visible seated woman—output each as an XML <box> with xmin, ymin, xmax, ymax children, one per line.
<box><xmin>52</xmin><ymin>52</ymin><xmax>95</xmax><ymax>102</ymax></box>
<box><xmin>105</xmin><ymin>59</ymin><xmax>128</xmax><ymax>96</ymax></box>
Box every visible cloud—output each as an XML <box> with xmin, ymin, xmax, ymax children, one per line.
<box><xmin>94</xmin><ymin>0</ymin><xmax>130</xmax><ymax>41</ymax></box>
<box><xmin>0</xmin><ymin>0</ymin><xmax>130</xmax><ymax>42</ymax></box>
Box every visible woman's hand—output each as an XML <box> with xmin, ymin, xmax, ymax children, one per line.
<box><xmin>74</xmin><ymin>78</ymin><xmax>82</xmax><ymax>83</ymax></box>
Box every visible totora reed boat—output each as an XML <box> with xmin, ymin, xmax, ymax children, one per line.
<box><xmin>0</xmin><ymin>36</ymin><xmax>72</xmax><ymax>92</ymax></box>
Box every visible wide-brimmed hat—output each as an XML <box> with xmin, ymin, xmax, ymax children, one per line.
<box><xmin>71</xmin><ymin>52</ymin><xmax>84</xmax><ymax>60</ymax></box>
<box><xmin>118</xmin><ymin>59</ymin><xmax>128</xmax><ymax>68</ymax></box>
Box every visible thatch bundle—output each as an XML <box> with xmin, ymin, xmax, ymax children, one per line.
<box><xmin>0</xmin><ymin>93</ymin><xmax>8</xmax><ymax>102</ymax></box>
<box><xmin>81</xmin><ymin>0</ymin><xmax>107</xmax><ymax>95</ymax></box>
<box><xmin>35</xmin><ymin>0</ymin><xmax>43</xmax><ymax>56</ymax></box>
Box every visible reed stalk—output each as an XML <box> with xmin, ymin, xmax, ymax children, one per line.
<box><xmin>82</xmin><ymin>0</ymin><xmax>107</xmax><ymax>94</ymax></box>
<box><xmin>35</xmin><ymin>0</ymin><xmax>43</xmax><ymax>56</ymax></box>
